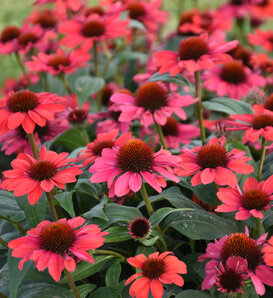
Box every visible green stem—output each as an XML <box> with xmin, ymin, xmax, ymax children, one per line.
<box><xmin>140</xmin><ymin>183</ymin><xmax>154</xmax><ymax>216</ymax></box>
<box><xmin>194</xmin><ymin>71</ymin><xmax>206</xmax><ymax>145</ymax></box>
<box><xmin>94</xmin><ymin>41</ymin><xmax>99</xmax><ymax>77</ymax></box>
<box><xmin>257</xmin><ymin>137</ymin><xmax>266</xmax><ymax>182</ymax></box>
<box><xmin>64</xmin><ymin>268</ymin><xmax>81</xmax><ymax>298</ymax></box>
<box><xmin>153</xmin><ymin>116</ymin><xmax>168</xmax><ymax>150</ymax></box>
<box><xmin>0</xmin><ymin>237</ymin><xmax>8</xmax><ymax>249</ymax></box>
<box><xmin>15</xmin><ymin>53</ymin><xmax>31</xmax><ymax>85</ymax></box>
<box><xmin>27</xmin><ymin>133</ymin><xmax>39</xmax><ymax>160</ymax></box>
<box><xmin>255</xmin><ymin>218</ymin><xmax>262</xmax><ymax>238</ymax></box>
<box><xmin>59</xmin><ymin>74</ymin><xmax>72</xmax><ymax>94</ymax></box>
<box><xmin>46</xmin><ymin>192</ymin><xmax>58</xmax><ymax>221</ymax></box>
<box><xmin>0</xmin><ymin>215</ymin><xmax>26</xmax><ymax>235</ymax></box>
<box><xmin>93</xmin><ymin>249</ymin><xmax>125</xmax><ymax>260</ymax></box>
<box><xmin>40</xmin><ymin>73</ymin><xmax>48</xmax><ymax>91</ymax></box>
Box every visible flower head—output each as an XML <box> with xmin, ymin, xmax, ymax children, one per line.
<box><xmin>248</xmin><ymin>29</ymin><xmax>273</xmax><ymax>52</ymax></box>
<box><xmin>126</xmin><ymin>251</ymin><xmax>187</xmax><ymax>298</ymax></box>
<box><xmin>216</xmin><ymin>176</ymin><xmax>273</xmax><ymax>219</ymax></box>
<box><xmin>203</xmin><ymin>61</ymin><xmax>265</xmax><ymax>100</ymax></box>
<box><xmin>199</xmin><ymin>229</ymin><xmax>273</xmax><ymax>296</ymax></box>
<box><xmin>1</xmin><ymin>146</ymin><xmax>82</xmax><ymax>205</ymax></box>
<box><xmin>128</xmin><ymin>217</ymin><xmax>151</xmax><ymax>239</ymax></box>
<box><xmin>77</xmin><ymin>129</ymin><xmax>132</xmax><ymax>166</ymax></box>
<box><xmin>90</xmin><ymin>137</ymin><xmax>180</xmax><ymax>197</ymax></box>
<box><xmin>0</xmin><ymin>90</ymin><xmax>65</xmax><ymax>134</ymax></box>
<box><xmin>110</xmin><ymin>82</ymin><xmax>197</xmax><ymax>127</ymax></box>
<box><xmin>0</xmin><ymin>25</ymin><xmax>21</xmax><ymax>55</ymax></box>
<box><xmin>8</xmin><ymin>217</ymin><xmax>107</xmax><ymax>282</ymax></box>
<box><xmin>175</xmin><ymin>136</ymin><xmax>254</xmax><ymax>187</ymax></box>
<box><xmin>262</xmin><ymin>236</ymin><xmax>273</xmax><ymax>266</ymax></box>
<box><xmin>153</xmin><ymin>33</ymin><xmax>237</xmax><ymax>75</ymax></box>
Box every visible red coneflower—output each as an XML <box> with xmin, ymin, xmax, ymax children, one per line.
<box><xmin>128</xmin><ymin>217</ymin><xmax>151</xmax><ymax>239</ymax></box>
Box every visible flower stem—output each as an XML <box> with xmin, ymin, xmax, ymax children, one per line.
<box><xmin>15</xmin><ymin>53</ymin><xmax>31</xmax><ymax>85</ymax></box>
<box><xmin>93</xmin><ymin>249</ymin><xmax>125</xmax><ymax>260</ymax></box>
<box><xmin>153</xmin><ymin>116</ymin><xmax>168</xmax><ymax>150</ymax></box>
<box><xmin>255</xmin><ymin>218</ymin><xmax>262</xmax><ymax>238</ymax></box>
<box><xmin>257</xmin><ymin>137</ymin><xmax>266</xmax><ymax>182</ymax></box>
<box><xmin>59</xmin><ymin>74</ymin><xmax>72</xmax><ymax>94</ymax></box>
<box><xmin>94</xmin><ymin>41</ymin><xmax>99</xmax><ymax>77</ymax></box>
<box><xmin>0</xmin><ymin>237</ymin><xmax>8</xmax><ymax>249</ymax></box>
<box><xmin>140</xmin><ymin>183</ymin><xmax>154</xmax><ymax>216</ymax></box>
<box><xmin>27</xmin><ymin>133</ymin><xmax>39</xmax><ymax>160</ymax></box>
<box><xmin>64</xmin><ymin>268</ymin><xmax>81</xmax><ymax>298</ymax></box>
<box><xmin>194</xmin><ymin>70</ymin><xmax>206</xmax><ymax>145</ymax></box>
<box><xmin>0</xmin><ymin>215</ymin><xmax>26</xmax><ymax>235</ymax></box>
<box><xmin>46</xmin><ymin>192</ymin><xmax>58</xmax><ymax>221</ymax></box>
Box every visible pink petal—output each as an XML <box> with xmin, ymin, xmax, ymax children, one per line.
<box><xmin>47</xmin><ymin>253</ymin><xmax>64</xmax><ymax>282</ymax></box>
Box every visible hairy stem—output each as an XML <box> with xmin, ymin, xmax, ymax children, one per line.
<box><xmin>93</xmin><ymin>249</ymin><xmax>125</xmax><ymax>260</ymax></box>
<box><xmin>15</xmin><ymin>53</ymin><xmax>31</xmax><ymax>85</ymax></box>
<box><xmin>64</xmin><ymin>268</ymin><xmax>81</xmax><ymax>298</ymax></box>
<box><xmin>140</xmin><ymin>183</ymin><xmax>154</xmax><ymax>216</ymax></box>
<box><xmin>59</xmin><ymin>74</ymin><xmax>72</xmax><ymax>94</ymax></box>
<box><xmin>27</xmin><ymin>133</ymin><xmax>39</xmax><ymax>160</ymax></box>
<box><xmin>257</xmin><ymin>137</ymin><xmax>266</xmax><ymax>182</ymax></box>
<box><xmin>153</xmin><ymin>116</ymin><xmax>168</xmax><ymax>150</ymax></box>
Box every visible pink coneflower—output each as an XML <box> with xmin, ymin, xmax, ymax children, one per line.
<box><xmin>33</xmin><ymin>0</ymin><xmax>86</xmax><ymax>12</ymax></box>
<box><xmin>128</xmin><ymin>217</ymin><xmax>151</xmax><ymax>239</ymax></box>
<box><xmin>198</xmin><ymin>229</ymin><xmax>273</xmax><ymax>296</ymax></box>
<box><xmin>228</xmin><ymin>44</ymin><xmax>253</xmax><ymax>68</ymax></box>
<box><xmin>124</xmin><ymin>0</ymin><xmax>168</xmax><ymax>33</ymax></box>
<box><xmin>161</xmin><ymin>117</ymin><xmax>200</xmax><ymax>149</ymax></box>
<box><xmin>153</xmin><ymin>33</ymin><xmax>237</xmax><ymax>75</ymax></box>
<box><xmin>251</xmin><ymin>0</ymin><xmax>273</xmax><ymax>17</ymax></box>
<box><xmin>1</xmin><ymin>146</ymin><xmax>82</xmax><ymax>205</ymax></box>
<box><xmin>26</xmin><ymin>48</ymin><xmax>90</xmax><ymax>76</ymax></box>
<box><xmin>203</xmin><ymin>61</ymin><xmax>265</xmax><ymax>100</ymax></box>
<box><xmin>0</xmin><ymin>25</ymin><xmax>21</xmax><ymax>55</ymax></box>
<box><xmin>28</xmin><ymin>9</ymin><xmax>58</xmax><ymax>30</ymax></box>
<box><xmin>8</xmin><ymin>217</ymin><xmax>107</xmax><ymax>282</ymax></box>
<box><xmin>250</xmin><ymin>53</ymin><xmax>273</xmax><ymax>74</ymax></box>
<box><xmin>248</xmin><ymin>29</ymin><xmax>273</xmax><ymax>52</ymax></box>
<box><xmin>227</xmin><ymin>105</ymin><xmax>273</xmax><ymax>143</ymax></box>
<box><xmin>90</xmin><ymin>137</ymin><xmax>180</xmax><ymax>197</ymax></box>
<box><xmin>0</xmin><ymin>90</ymin><xmax>65</xmax><ymax>134</ymax></box>
<box><xmin>110</xmin><ymin>82</ymin><xmax>197</xmax><ymax>127</ymax></box>
<box><xmin>77</xmin><ymin>129</ymin><xmax>132</xmax><ymax>166</ymax></box>
<box><xmin>262</xmin><ymin>236</ymin><xmax>273</xmax><ymax>266</ymax></box>
<box><xmin>202</xmin><ymin>256</ymin><xmax>249</xmax><ymax>294</ymax></box>
<box><xmin>1</xmin><ymin>74</ymin><xmax>39</xmax><ymax>95</ymax></box>
<box><xmin>126</xmin><ymin>251</ymin><xmax>187</xmax><ymax>298</ymax></box>
<box><xmin>174</xmin><ymin>136</ymin><xmax>254</xmax><ymax>187</ymax></box>
<box><xmin>215</xmin><ymin>176</ymin><xmax>273</xmax><ymax>219</ymax></box>
<box><xmin>59</xmin><ymin>13</ymin><xmax>129</xmax><ymax>50</ymax></box>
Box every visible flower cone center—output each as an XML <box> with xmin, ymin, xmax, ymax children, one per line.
<box><xmin>135</xmin><ymin>82</ymin><xmax>167</xmax><ymax>112</ymax></box>
<box><xmin>142</xmin><ymin>259</ymin><xmax>166</xmax><ymax>279</ymax></box>
<box><xmin>231</xmin><ymin>0</ymin><xmax>244</xmax><ymax>5</ymax></box>
<box><xmin>81</xmin><ymin>20</ymin><xmax>105</xmax><ymax>37</ymax></box>
<box><xmin>92</xmin><ymin>140</ymin><xmax>115</xmax><ymax>156</ymax></box>
<box><xmin>101</xmin><ymin>85</ymin><xmax>114</xmax><ymax>106</ymax></box>
<box><xmin>68</xmin><ymin>109</ymin><xmax>88</xmax><ymax>123</ymax></box>
<box><xmin>30</xmin><ymin>160</ymin><xmax>57</xmax><ymax>181</ymax></box>
<box><xmin>242</xmin><ymin>189</ymin><xmax>269</xmax><ymax>210</ymax></box>
<box><xmin>197</xmin><ymin>144</ymin><xmax>228</xmax><ymax>169</ymax></box>
<box><xmin>264</xmin><ymin>94</ymin><xmax>273</xmax><ymax>111</ymax></box>
<box><xmin>7</xmin><ymin>90</ymin><xmax>38</xmax><ymax>113</ymax></box>
<box><xmin>117</xmin><ymin>139</ymin><xmax>154</xmax><ymax>172</ymax></box>
<box><xmin>219</xmin><ymin>269</ymin><xmax>242</xmax><ymax>292</ymax></box>
<box><xmin>178</xmin><ymin>37</ymin><xmax>209</xmax><ymax>61</ymax></box>
<box><xmin>33</xmin><ymin>10</ymin><xmax>57</xmax><ymax>29</ymax></box>
<box><xmin>18</xmin><ymin>32</ymin><xmax>39</xmax><ymax>46</ymax></box>
<box><xmin>162</xmin><ymin>117</ymin><xmax>179</xmax><ymax>136</ymax></box>
<box><xmin>252</xmin><ymin>114</ymin><xmax>273</xmax><ymax>129</ymax></box>
<box><xmin>129</xmin><ymin>218</ymin><xmax>150</xmax><ymax>238</ymax></box>
<box><xmin>221</xmin><ymin>233</ymin><xmax>262</xmax><ymax>271</ymax></box>
<box><xmin>48</xmin><ymin>55</ymin><xmax>70</xmax><ymax>70</ymax></box>
<box><xmin>220</xmin><ymin>61</ymin><xmax>246</xmax><ymax>85</ymax></box>
<box><xmin>1</xmin><ymin>26</ymin><xmax>20</xmax><ymax>42</ymax></box>
<box><xmin>40</xmin><ymin>222</ymin><xmax>75</xmax><ymax>254</ymax></box>
<box><xmin>128</xmin><ymin>3</ymin><xmax>146</xmax><ymax>19</ymax></box>
<box><xmin>85</xmin><ymin>7</ymin><xmax>104</xmax><ymax>17</ymax></box>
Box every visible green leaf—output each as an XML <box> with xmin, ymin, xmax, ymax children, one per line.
<box><xmin>166</xmin><ymin>209</ymin><xmax>239</xmax><ymax>240</ymax></box>
<box><xmin>149</xmin><ymin>207</ymin><xmax>193</xmax><ymax>227</ymax></box>
<box><xmin>50</xmin><ymin>128</ymin><xmax>87</xmax><ymax>151</ymax></box>
<box><xmin>75</xmin><ymin>178</ymin><xmax>101</xmax><ymax>201</ymax></box>
<box><xmin>202</xmin><ymin>97</ymin><xmax>253</xmax><ymax>115</ymax></box>
<box><xmin>82</xmin><ymin>197</ymin><xmax>108</xmax><ymax>222</ymax></box>
<box><xmin>105</xmin><ymin>260</ymin><xmax>121</xmax><ymax>287</ymax></box>
<box><xmin>8</xmin><ymin>250</ymin><xmax>33</xmax><ymax>298</ymax></box>
<box><xmin>69</xmin><ymin>284</ymin><xmax>96</xmax><ymax>298</ymax></box>
<box><xmin>115</xmin><ymin>51</ymin><xmax>147</xmax><ymax>64</ymax></box>
<box><xmin>104</xmin><ymin>226</ymin><xmax>131</xmax><ymax>243</ymax></box>
<box><xmin>17</xmin><ymin>282</ymin><xmax>70</xmax><ymax>298</ymax></box>
<box><xmin>75</xmin><ymin>76</ymin><xmax>105</xmax><ymax>106</ymax></box>
<box><xmin>176</xmin><ymin>290</ymin><xmax>212</xmax><ymax>298</ymax></box>
<box><xmin>0</xmin><ymin>190</ymin><xmax>25</xmax><ymax>222</ymax></box>
<box><xmin>263</xmin><ymin>210</ymin><xmax>273</xmax><ymax>229</ymax></box>
<box><xmin>149</xmin><ymin>72</ymin><xmax>193</xmax><ymax>88</ymax></box>
<box><xmin>141</xmin><ymin>236</ymin><xmax>159</xmax><ymax>246</ymax></box>
<box><xmin>89</xmin><ymin>281</ymin><xmax>125</xmax><ymax>298</ymax></box>
<box><xmin>138</xmin><ymin>186</ymin><xmax>201</xmax><ymax>209</ymax></box>
<box><xmin>104</xmin><ymin>204</ymin><xmax>142</xmax><ymax>225</ymax></box>
<box><xmin>55</xmin><ymin>192</ymin><xmax>75</xmax><ymax>218</ymax></box>
<box><xmin>129</xmin><ymin>19</ymin><xmax>146</xmax><ymax>31</ymax></box>
<box><xmin>15</xmin><ymin>193</ymin><xmax>47</xmax><ymax>227</ymax></box>
<box><xmin>183</xmin><ymin>183</ymin><xmax>217</xmax><ymax>206</ymax></box>
<box><xmin>60</xmin><ymin>255</ymin><xmax>114</xmax><ymax>283</ymax></box>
